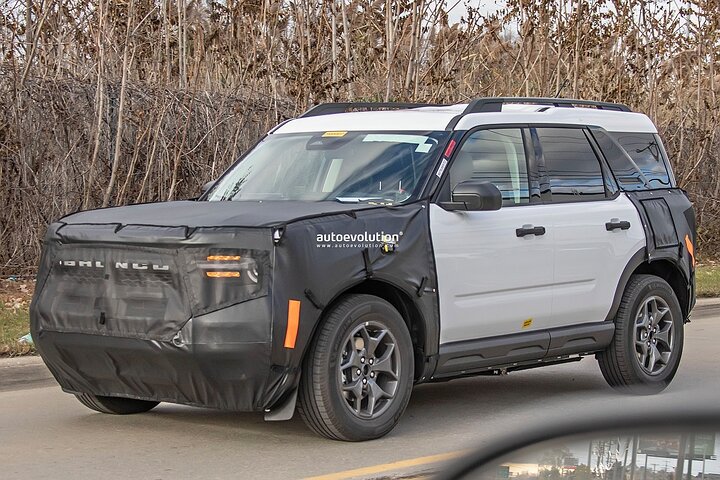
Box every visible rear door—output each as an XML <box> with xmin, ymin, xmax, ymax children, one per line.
<box><xmin>531</xmin><ymin>127</ymin><xmax>645</xmax><ymax>327</ymax></box>
<box><xmin>431</xmin><ymin>127</ymin><xmax>555</xmax><ymax>344</ymax></box>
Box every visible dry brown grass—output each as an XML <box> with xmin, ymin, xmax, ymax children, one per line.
<box><xmin>0</xmin><ymin>0</ymin><xmax>719</xmax><ymax>273</ymax></box>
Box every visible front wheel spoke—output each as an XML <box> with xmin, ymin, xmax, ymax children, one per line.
<box><xmin>378</xmin><ymin>379</ymin><xmax>397</xmax><ymax>398</ymax></box>
<box><xmin>342</xmin><ymin>378</ymin><xmax>364</xmax><ymax>400</ymax></box>
<box><xmin>366</xmin><ymin>329</ymin><xmax>387</xmax><ymax>358</ymax></box>
<box><xmin>655</xmin><ymin>324</ymin><xmax>673</xmax><ymax>347</ymax></box>
<box><xmin>372</xmin><ymin>344</ymin><xmax>397</xmax><ymax>378</ymax></box>
<box><xmin>635</xmin><ymin>311</ymin><xmax>645</xmax><ymax>328</ymax></box>
<box><xmin>655</xmin><ymin>306</ymin><xmax>670</xmax><ymax>324</ymax></box>
<box><xmin>635</xmin><ymin>339</ymin><xmax>649</xmax><ymax>358</ymax></box>
<box><xmin>366</xmin><ymin>386</ymin><xmax>377</xmax><ymax>416</ymax></box>
<box><xmin>353</xmin><ymin>391</ymin><xmax>362</xmax><ymax>413</ymax></box>
<box><xmin>340</xmin><ymin>347</ymin><xmax>360</xmax><ymax>371</ymax></box>
<box><xmin>642</xmin><ymin>301</ymin><xmax>651</xmax><ymax>327</ymax></box>
<box><xmin>647</xmin><ymin>344</ymin><xmax>660</xmax><ymax>372</ymax></box>
<box><xmin>649</xmin><ymin>298</ymin><xmax>660</xmax><ymax>326</ymax></box>
<box><xmin>357</xmin><ymin>326</ymin><xmax>371</xmax><ymax>351</ymax></box>
<box><xmin>366</xmin><ymin>381</ymin><xmax>389</xmax><ymax>416</ymax></box>
<box><xmin>659</xmin><ymin>350</ymin><xmax>671</xmax><ymax>366</ymax></box>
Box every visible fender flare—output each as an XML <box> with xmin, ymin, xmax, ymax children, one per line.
<box><xmin>605</xmin><ymin>248</ymin><xmax>692</xmax><ymax>322</ymax></box>
<box><xmin>604</xmin><ymin>248</ymin><xmax>646</xmax><ymax>321</ymax></box>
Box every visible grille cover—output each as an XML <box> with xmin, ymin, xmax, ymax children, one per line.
<box><xmin>33</xmin><ymin>226</ymin><xmax>271</xmax><ymax>342</ymax></box>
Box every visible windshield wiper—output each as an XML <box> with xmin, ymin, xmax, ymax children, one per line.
<box><xmin>334</xmin><ymin>197</ymin><xmax>394</xmax><ymax>204</ymax></box>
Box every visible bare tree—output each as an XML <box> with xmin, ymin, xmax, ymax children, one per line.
<box><xmin>0</xmin><ymin>0</ymin><xmax>718</xmax><ymax>273</ymax></box>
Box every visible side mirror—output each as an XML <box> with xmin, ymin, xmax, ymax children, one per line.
<box><xmin>440</xmin><ymin>181</ymin><xmax>502</xmax><ymax>211</ymax></box>
<box><xmin>201</xmin><ymin>180</ymin><xmax>215</xmax><ymax>196</ymax></box>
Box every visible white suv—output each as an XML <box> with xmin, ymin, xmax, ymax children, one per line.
<box><xmin>31</xmin><ymin>98</ymin><xmax>696</xmax><ymax>441</ymax></box>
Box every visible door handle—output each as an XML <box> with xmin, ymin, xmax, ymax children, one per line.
<box><xmin>516</xmin><ymin>225</ymin><xmax>546</xmax><ymax>237</ymax></box>
<box><xmin>605</xmin><ymin>220</ymin><xmax>631</xmax><ymax>231</ymax></box>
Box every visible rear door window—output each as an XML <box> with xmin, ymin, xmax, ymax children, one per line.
<box><xmin>535</xmin><ymin>128</ymin><xmax>606</xmax><ymax>203</ymax></box>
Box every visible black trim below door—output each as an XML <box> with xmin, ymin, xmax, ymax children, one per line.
<box><xmin>433</xmin><ymin>321</ymin><xmax>615</xmax><ymax>379</ymax></box>
<box><xmin>546</xmin><ymin>322</ymin><xmax>615</xmax><ymax>357</ymax></box>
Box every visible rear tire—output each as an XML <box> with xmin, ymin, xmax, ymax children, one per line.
<box><xmin>75</xmin><ymin>393</ymin><xmax>159</xmax><ymax>414</ymax></box>
<box><xmin>298</xmin><ymin>294</ymin><xmax>414</xmax><ymax>441</ymax></box>
<box><xmin>597</xmin><ymin>274</ymin><xmax>684</xmax><ymax>394</ymax></box>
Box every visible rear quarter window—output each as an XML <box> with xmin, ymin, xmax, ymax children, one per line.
<box><xmin>604</xmin><ymin>132</ymin><xmax>673</xmax><ymax>190</ymax></box>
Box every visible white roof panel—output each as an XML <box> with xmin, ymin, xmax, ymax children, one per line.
<box><xmin>272</xmin><ymin>103</ymin><xmax>657</xmax><ymax>135</ymax></box>
<box><xmin>274</xmin><ymin>107</ymin><xmax>463</xmax><ymax>134</ymax></box>
<box><xmin>454</xmin><ymin>107</ymin><xmax>658</xmax><ymax>133</ymax></box>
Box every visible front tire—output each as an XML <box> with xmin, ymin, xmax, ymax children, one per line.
<box><xmin>597</xmin><ymin>274</ymin><xmax>684</xmax><ymax>394</ymax></box>
<box><xmin>298</xmin><ymin>294</ymin><xmax>414</xmax><ymax>441</ymax></box>
<box><xmin>75</xmin><ymin>393</ymin><xmax>159</xmax><ymax>414</ymax></box>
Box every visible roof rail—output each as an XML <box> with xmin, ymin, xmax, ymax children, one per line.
<box><xmin>462</xmin><ymin>97</ymin><xmax>631</xmax><ymax>114</ymax></box>
<box><xmin>300</xmin><ymin>102</ymin><xmax>445</xmax><ymax>118</ymax></box>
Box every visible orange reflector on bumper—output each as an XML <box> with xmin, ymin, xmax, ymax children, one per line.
<box><xmin>285</xmin><ymin>300</ymin><xmax>301</xmax><ymax>349</ymax></box>
<box><xmin>206</xmin><ymin>271</ymin><xmax>240</xmax><ymax>278</ymax></box>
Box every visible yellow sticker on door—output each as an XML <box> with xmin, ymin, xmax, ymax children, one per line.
<box><xmin>522</xmin><ymin>318</ymin><xmax>533</xmax><ymax>329</ymax></box>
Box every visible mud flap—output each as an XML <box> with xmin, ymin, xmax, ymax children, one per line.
<box><xmin>264</xmin><ymin>388</ymin><xmax>298</xmax><ymax>421</ymax></box>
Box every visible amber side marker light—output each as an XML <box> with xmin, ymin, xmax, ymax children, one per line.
<box><xmin>685</xmin><ymin>235</ymin><xmax>696</xmax><ymax>268</ymax></box>
<box><xmin>284</xmin><ymin>300</ymin><xmax>301</xmax><ymax>349</ymax></box>
<box><xmin>207</xmin><ymin>255</ymin><xmax>242</xmax><ymax>261</ymax></box>
<box><xmin>206</xmin><ymin>271</ymin><xmax>241</xmax><ymax>278</ymax></box>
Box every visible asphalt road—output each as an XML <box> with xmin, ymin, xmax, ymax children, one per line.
<box><xmin>2</xmin><ymin>301</ymin><xmax>719</xmax><ymax>480</ymax></box>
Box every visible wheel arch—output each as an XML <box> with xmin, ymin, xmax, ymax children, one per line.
<box><xmin>632</xmin><ymin>260</ymin><xmax>690</xmax><ymax>319</ymax></box>
<box><xmin>607</xmin><ymin>249</ymin><xmax>691</xmax><ymax>321</ymax></box>
<box><xmin>303</xmin><ymin>278</ymin><xmax>432</xmax><ymax>382</ymax></box>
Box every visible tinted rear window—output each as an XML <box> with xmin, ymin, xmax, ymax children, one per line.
<box><xmin>608</xmin><ymin>132</ymin><xmax>672</xmax><ymax>189</ymax></box>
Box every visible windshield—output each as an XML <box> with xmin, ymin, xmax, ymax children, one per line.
<box><xmin>206</xmin><ymin>131</ymin><xmax>449</xmax><ymax>204</ymax></box>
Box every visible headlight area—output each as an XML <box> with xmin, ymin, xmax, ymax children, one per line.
<box><xmin>199</xmin><ymin>255</ymin><xmax>259</xmax><ymax>282</ymax></box>
<box><xmin>185</xmin><ymin>248</ymin><xmax>269</xmax><ymax>314</ymax></box>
